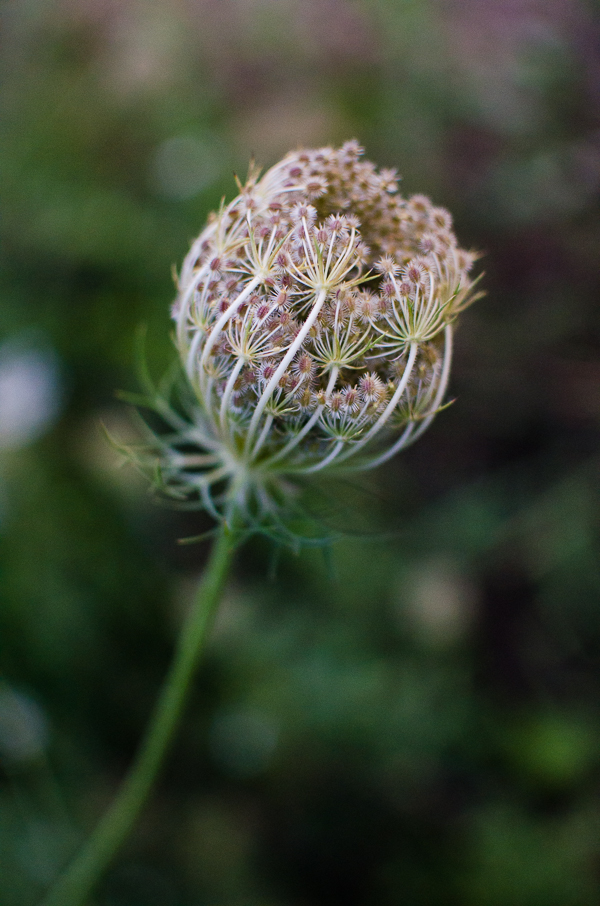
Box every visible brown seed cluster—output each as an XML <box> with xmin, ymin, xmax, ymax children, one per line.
<box><xmin>172</xmin><ymin>142</ymin><xmax>478</xmax><ymax>496</ymax></box>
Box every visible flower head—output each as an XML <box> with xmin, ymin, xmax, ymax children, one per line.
<box><xmin>144</xmin><ymin>143</ymin><xmax>479</xmax><ymax>532</ymax></box>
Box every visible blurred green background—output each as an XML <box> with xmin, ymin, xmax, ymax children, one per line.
<box><xmin>2</xmin><ymin>1</ymin><xmax>600</xmax><ymax>904</ymax></box>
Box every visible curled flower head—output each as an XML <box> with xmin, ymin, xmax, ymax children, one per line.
<box><xmin>146</xmin><ymin>143</ymin><xmax>479</xmax><ymax>532</ymax></box>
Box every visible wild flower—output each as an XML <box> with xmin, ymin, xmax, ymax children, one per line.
<box><xmin>42</xmin><ymin>143</ymin><xmax>481</xmax><ymax>906</ymax></box>
<box><xmin>144</xmin><ymin>142</ymin><xmax>480</xmax><ymax>530</ymax></box>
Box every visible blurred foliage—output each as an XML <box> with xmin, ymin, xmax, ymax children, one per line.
<box><xmin>2</xmin><ymin>1</ymin><xmax>600</xmax><ymax>904</ymax></box>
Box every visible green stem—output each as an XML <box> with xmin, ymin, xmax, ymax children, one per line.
<box><xmin>40</xmin><ymin>522</ymin><xmax>238</xmax><ymax>906</ymax></box>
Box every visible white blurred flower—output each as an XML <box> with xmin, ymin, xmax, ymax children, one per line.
<box><xmin>0</xmin><ymin>341</ymin><xmax>62</xmax><ymax>450</ymax></box>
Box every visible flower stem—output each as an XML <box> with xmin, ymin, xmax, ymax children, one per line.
<box><xmin>40</xmin><ymin>521</ymin><xmax>238</xmax><ymax>906</ymax></box>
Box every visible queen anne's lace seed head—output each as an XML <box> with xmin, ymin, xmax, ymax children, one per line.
<box><xmin>159</xmin><ymin>143</ymin><xmax>480</xmax><ymax>529</ymax></box>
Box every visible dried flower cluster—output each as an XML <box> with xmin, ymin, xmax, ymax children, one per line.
<box><xmin>156</xmin><ymin>142</ymin><xmax>479</xmax><ymax>524</ymax></box>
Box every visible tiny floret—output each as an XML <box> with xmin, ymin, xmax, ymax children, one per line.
<box><xmin>149</xmin><ymin>144</ymin><xmax>480</xmax><ymax>528</ymax></box>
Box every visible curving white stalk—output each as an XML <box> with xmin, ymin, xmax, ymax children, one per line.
<box><xmin>244</xmin><ymin>288</ymin><xmax>328</xmax><ymax>458</ymax></box>
<box><xmin>336</xmin><ymin>341</ymin><xmax>418</xmax><ymax>464</ymax></box>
